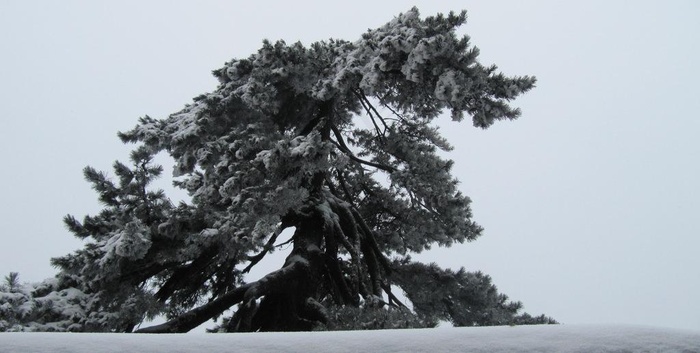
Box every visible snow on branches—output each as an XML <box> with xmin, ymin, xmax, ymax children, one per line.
<box><xmin>23</xmin><ymin>7</ymin><xmax>548</xmax><ymax>333</ymax></box>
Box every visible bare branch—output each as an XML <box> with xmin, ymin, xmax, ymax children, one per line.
<box><xmin>381</xmin><ymin>282</ymin><xmax>408</xmax><ymax>309</ymax></box>
<box><xmin>358</xmin><ymin>90</ymin><xmax>390</xmax><ymax>133</ymax></box>
<box><xmin>353</xmin><ymin>90</ymin><xmax>385</xmax><ymax>138</ymax></box>
<box><xmin>242</xmin><ymin>225</ymin><xmax>287</xmax><ymax>274</ymax></box>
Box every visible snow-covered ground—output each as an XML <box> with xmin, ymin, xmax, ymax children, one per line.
<box><xmin>2</xmin><ymin>325</ymin><xmax>699</xmax><ymax>353</ymax></box>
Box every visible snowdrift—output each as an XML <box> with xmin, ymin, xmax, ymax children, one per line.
<box><xmin>2</xmin><ymin>324</ymin><xmax>699</xmax><ymax>353</ymax></box>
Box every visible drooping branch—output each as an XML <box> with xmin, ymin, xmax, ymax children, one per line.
<box><xmin>350</xmin><ymin>208</ymin><xmax>392</xmax><ymax>273</ymax></box>
<box><xmin>326</xmin><ymin>197</ymin><xmax>356</xmax><ymax>239</ymax></box>
<box><xmin>325</xmin><ymin>197</ymin><xmax>381</xmax><ymax>300</ymax></box>
<box><xmin>361</xmin><ymin>236</ymin><xmax>382</xmax><ymax>297</ymax></box>
<box><xmin>323</xmin><ymin>219</ymin><xmax>356</xmax><ymax>305</ymax></box>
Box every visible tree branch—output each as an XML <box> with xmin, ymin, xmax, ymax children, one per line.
<box><xmin>362</xmin><ymin>239</ymin><xmax>382</xmax><ymax>297</ymax></box>
<box><xmin>155</xmin><ymin>246</ymin><xmax>219</xmax><ymax>302</ymax></box>
<box><xmin>136</xmin><ymin>257</ymin><xmax>309</xmax><ymax>333</ymax></box>
<box><xmin>325</xmin><ymin>218</ymin><xmax>357</xmax><ymax>305</ymax></box>
<box><xmin>242</xmin><ymin>256</ymin><xmax>309</xmax><ymax>304</ymax></box>
<box><xmin>377</xmin><ymin>94</ymin><xmax>416</xmax><ymax>126</ymax></box>
<box><xmin>357</xmin><ymin>90</ymin><xmax>390</xmax><ymax>133</ymax></box>
<box><xmin>326</xmin><ymin>197</ymin><xmax>365</xmax><ymax>297</ymax></box>
<box><xmin>135</xmin><ymin>283</ymin><xmax>252</xmax><ymax>333</ymax></box>
<box><xmin>381</xmin><ymin>282</ymin><xmax>407</xmax><ymax>309</ymax></box>
<box><xmin>330</xmin><ymin>124</ymin><xmax>395</xmax><ymax>173</ymax></box>
<box><xmin>336</xmin><ymin>170</ymin><xmax>355</xmax><ymax>204</ymax></box>
<box><xmin>351</xmin><ymin>208</ymin><xmax>392</xmax><ymax>273</ymax></box>
<box><xmin>242</xmin><ymin>225</ymin><xmax>287</xmax><ymax>274</ymax></box>
<box><xmin>353</xmin><ymin>90</ymin><xmax>385</xmax><ymax>138</ymax></box>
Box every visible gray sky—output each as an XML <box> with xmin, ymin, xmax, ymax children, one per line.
<box><xmin>1</xmin><ymin>1</ymin><xmax>698</xmax><ymax>331</ymax></box>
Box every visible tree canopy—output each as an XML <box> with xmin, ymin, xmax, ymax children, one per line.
<box><xmin>1</xmin><ymin>8</ymin><xmax>555</xmax><ymax>332</ymax></box>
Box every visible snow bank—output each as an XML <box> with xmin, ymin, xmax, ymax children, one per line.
<box><xmin>2</xmin><ymin>325</ymin><xmax>699</xmax><ymax>353</ymax></box>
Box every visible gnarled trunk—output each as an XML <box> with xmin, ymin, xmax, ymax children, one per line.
<box><xmin>135</xmin><ymin>194</ymin><xmax>396</xmax><ymax>333</ymax></box>
<box><xmin>229</xmin><ymin>211</ymin><xmax>328</xmax><ymax>331</ymax></box>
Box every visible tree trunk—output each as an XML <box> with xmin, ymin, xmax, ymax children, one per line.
<box><xmin>233</xmin><ymin>209</ymin><xmax>328</xmax><ymax>331</ymax></box>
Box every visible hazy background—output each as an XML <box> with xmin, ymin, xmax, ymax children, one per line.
<box><xmin>1</xmin><ymin>1</ymin><xmax>698</xmax><ymax>331</ymax></box>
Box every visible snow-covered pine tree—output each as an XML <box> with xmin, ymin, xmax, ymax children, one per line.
<box><xmin>2</xmin><ymin>272</ymin><xmax>20</xmax><ymax>293</ymax></box>
<box><xmin>47</xmin><ymin>8</ymin><xmax>553</xmax><ymax>332</ymax></box>
<box><xmin>0</xmin><ymin>273</ymin><xmax>93</xmax><ymax>332</ymax></box>
<box><xmin>52</xmin><ymin>147</ymin><xmax>172</xmax><ymax>331</ymax></box>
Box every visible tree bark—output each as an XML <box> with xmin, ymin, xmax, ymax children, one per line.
<box><xmin>241</xmin><ymin>208</ymin><xmax>327</xmax><ymax>331</ymax></box>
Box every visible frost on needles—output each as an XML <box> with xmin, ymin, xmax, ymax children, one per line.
<box><xmin>0</xmin><ymin>8</ymin><xmax>555</xmax><ymax>332</ymax></box>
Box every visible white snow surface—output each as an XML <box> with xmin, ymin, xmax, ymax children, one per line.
<box><xmin>2</xmin><ymin>325</ymin><xmax>699</xmax><ymax>353</ymax></box>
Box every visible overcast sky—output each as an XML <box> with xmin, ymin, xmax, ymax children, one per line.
<box><xmin>1</xmin><ymin>1</ymin><xmax>698</xmax><ymax>331</ymax></box>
